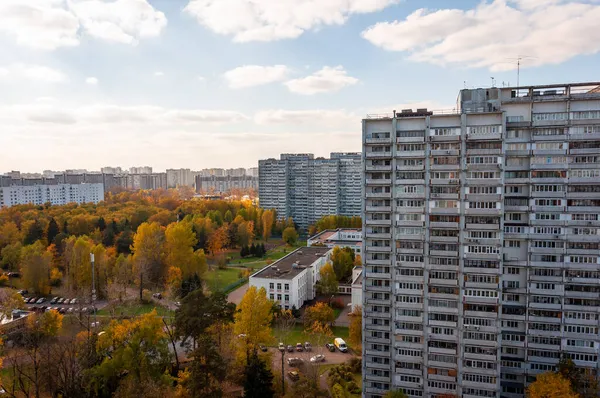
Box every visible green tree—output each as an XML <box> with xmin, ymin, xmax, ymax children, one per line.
<box><xmin>316</xmin><ymin>262</ymin><xmax>338</xmax><ymax>297</ymax></box>
<box><xmin>115</xmin><ymin>229</ymin><xmax>134</xmax><ymax>255</ymax></box>
<box><xmin>185</xmin><ymin>335</ymin><xmax>227</xmax><ymax>398</ymax></box>
<box><xmin>331</xmin><ymin>246</ymin><xmax>354</xmax><ymax>281</ymax></box>
<box><xmin>282</xmin><ymin>227</ymin><xmax>298</xmax><ymax>246</ymax></box>
<box><xmin>244</xmin><ymin>351</ymin><xmax>274</xmax><ymax>398</ymax></box>
<box><xmin>1</xmin><ymin>242</ymin><xmax>22</xmax><ymax>272</ymax></box>
<box><xmin>45</xmin><ymin>218</ymin><xmax>60</xmax><ymax>247</ymax></box>
<box><xmin>24</xmin><ymin>220</ymin><xmax>44</xmax><ymax>245</ymax></box>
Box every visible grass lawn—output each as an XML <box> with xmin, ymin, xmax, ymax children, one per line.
<box><xmin>96</xmin><ymin>302</ymin><xmax>173</xmax><ymax>317</ymax></box>
<box><xmin>205</xmin><ymin>267</ymin><xmax>245</xmax><ymax>292</ymax></box>
<box><xmin>274</xmin><ymin>324</ymin><xmax>350</xmax><ymax>348</ymax></box>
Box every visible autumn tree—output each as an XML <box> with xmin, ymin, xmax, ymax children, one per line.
<box><xmin>20</xmin><ymin>241</ymin><xmax>52</xmax><ymax>295</ymax></box>
<box><xmin>0</xmin><ymin>288</ymin><xmax>25</xmax><ymax>322</ymax></box>
<box><xmin>348</xmin><ymin>306</ymin><xmax>362</xmax><ymax>351</ymax></box>
<box><xmin>1</xmin><ymin>241</ymin><xmax>22</xmax><ymax>272</ymax></box>
<box><xmin>316</xmin><ymin>262</ymin><xmax>338</xmax><ymax>297</ymax></box>
<box><xmin>207</xmin><ymin>225</ymin><xmax>229</xmax><ymax>255</ymax></box>
<box><xmin>24</xmin><ymin>219</ymin><xmax>44</xmax><ymax>245</ymax></box>
<box><xmin>111</xmin><ymin>254</ymin><xmax>132</xmax><ymax>301</ymax></box>
<box><xmin>261</xmin><ymin>210</ymin><xmax>274</xmax><ymax>241</ymax></box>
<box><xmin>234</xmin><ymin>286</ymin><xmax>273</xmax><ymax>363</ymax></box>
<box><xmin>68</xmin><ymin>236</ymin><xmax>93</xmax><ymax>296</ymax></box>
<box><xmin>165</xmin><ymin>221</ymin><xmax>207</xmax><ymax>279</ymax></box>
<box><xmin>282</xmin><ymin>227</ymin><xmax>298</xmax><ymax>246</ymax></box>
<box><xmin>131</xmin><ymin>222</ymin><xmax>165</xmax><ymax>300</ymax></box>
<box><xmin>236</xmin><ymin>221</ymin><xmax>255</xmax><ymax>248</ymax></box>
<box><xmin>304</xmin><ymin>302</ymin><xmax>336</xmax><ymax>330</ymax></box>
<box><xmin>384</xmin><ymin>391</ymin><xmax>408</xmax><ymax>398</ymax></box>
<box><xmin>527</xmin><ymin>372</ymin><xmax>579</xmax><ymax>398</ymax></box>
<box><xmin>93</xmin><ymin>310</ymin><xmax>171</xmax><ymax>397</ymax></box>
<box><xmin>0</xmin><ymin>221</ymin><xmax>20</xmax><ymax>249</ymax></box>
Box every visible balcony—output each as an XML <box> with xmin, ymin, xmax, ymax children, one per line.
<box><xmin>430</xmin><ymin>221</ymin><xmax>459</xmax><ymax>229</ymax></box>
<box><xmin>366</xmin><ymin>178</ymin><xmax>392</xmax><ymax>185</ymax></box>
<box><xmin>366</xmin><ymin>191</ymin><xmax>391</xmax><ymax>199</ymax></box>
<box><xmin>366</xmin><ymin>206</ymin><xmax>391</xmax><ymax>212</ymax></box>
<box><xmin>396</xmin><ymin>150</ymin><xmax>425</xmax><ymax>158</ymax></box>
<box><xmin>365</xmin><ymin>219</ymin><xmax>392</xmax><ymax>226</ymax></box>
<box><xmin>365</xmin><ymin>137</ymin><xmax>393</xmax><ymax>144</ymax></box>
<box><xmin>396</xmin><ymin>136</ymin><xmax>425</xmax><ymax>144</ymax></box>
<box><xmin>431</xmin><ymin>149</ymin><xmax>460</xmax><ymax>156</ymax></box>
<box><xmin>366</xmin><ymin>164</ymin><xmax>392</xmax><ymax>172</ymax></box>
<box><xmin>365</xmin><ymin>151</ymin><xmax>392</xmax><ymax>159</ymax></box>
<box><xmin>366</xmin><ymin>246</ymin><xmax>391</xmax><ymax>253</ymax></box>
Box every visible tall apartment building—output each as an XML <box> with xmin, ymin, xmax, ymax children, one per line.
<box><xmin>259</xmin><ymin>153</ymin><xmax>362</xmax><ymax>229</ymax></box>
<box><xmin>0</xmin><ymin>183</ymin><xmax>104</xmax><ymax>207</ymax></box>
<box><xmin>166</xmin><ymin>168</ymin><xmax>194</xmax><ymax>188</ymax></box>
<box><xmin>194</xmin><ymin>175</ymin><xmax>258</xmax><ymax>194</ymax></box>
<box><xmin>362</xmin><ymin>82</ymin><xmax>600</xmax><ymax>398</ymax></box>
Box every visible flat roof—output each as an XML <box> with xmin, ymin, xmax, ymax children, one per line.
<box><xmin>308</xmin><ymin>228</ymin><xmax>362</xmax><ymax>245</ymax></box>
<box><xmin>252</xmin><ymin>246</ymin><xmax>331</xmax><ymax>280</ymax></box>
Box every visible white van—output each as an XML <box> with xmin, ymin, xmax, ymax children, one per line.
<box><xmin>334</xmin><ymin>337</ymin><xmax>348</xmax><ymax>353</ymax></box>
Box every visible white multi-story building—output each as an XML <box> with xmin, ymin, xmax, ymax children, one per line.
<box><xmin>249</xmin><ymin>246</ymin><xmax>332</xmax><ymax>309</ymax></box>
<box><xmin>362</xmin><ymin>82</ymin><xmax>600</xmax><ymax>398</ymax></box>
<box><xmin>166</xmin><ymin>168</ymin><xmax>194</xmax><ymax>188</ymax></box>
<box><xmin>129</xmin><ymin>166</ymin><xmax>152</xmax><ymax>175</ymax></box>
<box><xmin>259</xmin><ymin>153</ymin><xmax>362</xmax><ymax>229</ymax></box>
<box><xmin>0</xmin><ymin>183</ymin><xmax>104</xmax><ymax>207</ymax></box>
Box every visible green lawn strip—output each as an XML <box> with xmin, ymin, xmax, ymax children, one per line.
<box><xmin>96</xmin><ymin>303</ymin><xmax>173</xmax><ymax>317</ymax></box>
<box><xmin>332</xmin><ymin>308</ymin><xmax>342</xmax><ymax>319</ymax></box>
<box><xmin>205</xmin><ymin>267</ymin><xmax>245</xmax><ymax>292</ymax></box>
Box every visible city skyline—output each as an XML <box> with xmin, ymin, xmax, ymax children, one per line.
<box><xmin>2</xmin><ymin>0</ymin><xmax>600</xmax><ymax>171</ymax></box>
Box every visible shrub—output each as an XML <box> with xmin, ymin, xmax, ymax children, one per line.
<box><xmin>348</xmin><ymin>357</ymin><xmax>362</xmax><ymax>373</ymax></box>
<box><xmin>330</xmin><ymin>298</ymin><xmax>345</xmax><ymax>309</ymax></box>
<box><xmin>347</xmin><ymin>381</ymin><xmax>360</xmax><ymax>394</ymax></box>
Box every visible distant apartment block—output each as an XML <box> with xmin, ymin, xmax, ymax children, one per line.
<box><xmin>249</xmin><ymin>246</ymin><xmax>332</xmax><ymax>309</ymax></box>
<box><xmin>258</xmin><ymin>153</ymin><xmax>362</xmax><ymax>229</ymax></box>
<box><xmin>129</xmin><ymin>166</ymin><xmax>152</xmax><ymax>175</ymax></box>
<box><xmin>195</xmin><ymin>175</ymin><xmax>258</xmax><ymax>194</ymax></box>
<box><xmin>0</xmin><ymin>183</ymin><xmax>104</xmax><ymax>208</ymax></box>
<box><xmin>166</xmin><ymin>168</ymin><xmax>195</xmax><ymax>188</ymax></box>
<box><xmin>362</xmin><ymin>82</ymin><xmax>600</xmax><ymax>398</ymax></box>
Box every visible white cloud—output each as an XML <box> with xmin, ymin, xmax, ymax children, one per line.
<box><xmin>362</xmin><ymin>0</ymin><xmax>600</xmax><ymax>71</ymax></box>
<box><xmin>0</xmin><ymin>64</ymin><xmax>66</xmax><ymax>83</ymax></box>
<box><xmin>223</xmin><ymin>65</ymin><xmax>289</xmax><ymax>89</ymax></box>
<box><xmin>197</xmin><ymin>76</ymin><xmax>206</xmax><ymax>82</ymax></box>
<box><xmin>284</xmin><ymin>66</ymin><xmax>358</xmax><ymax>95</ymax></box>
<box><xmin>255</xmin><ymin>109</ymin><xmax>358</xmax><ymax>128</ymax></box>
<box><xmin>154</xmin><ymin>71</ymin><xmax>165</xmax><ymax>77</ymax></box>
<box><xmin>0</xmin><ymin>0</ymin><xmax>166</xmax><ymax>50</ymax></box>
<box><xmin>85</xmin><ymin>77</ymin><xmax>99</xmax><ymax>85</ymax></box>
<box><xmin>184</xmin><ymin>0</ymin><xmax>400</xmax><ymax>42</ymax></box>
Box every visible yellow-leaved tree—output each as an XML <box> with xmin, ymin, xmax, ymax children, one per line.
<box><xmin>527</xmin><ymin>372</ymin><xmax>579</xmax><ymax>398</ymax></box>
<box><xmin>20</xmin><ymin>241</ymin><xmax>52</xmax><ymax>295</ymax></box>
<box><xmin>234</xmin><ymin>286</ymin><xmax>273</xmax><ymax>364</ymax></box>
<box><xmin>349</xmin><ymin>306</ymin><xmax>362</xmax><ymax>351</ymax></box>
<box><xmin>164</xmin><ymin>221</ymin><xmax>206</xmax><ymax>279</ymax></box>
<box><xmin>261</xmin><ymin>210</ymin><xmax>274</xmax><ymax>241</ymax></box>
<box><xmin>131</xmin><ymin>222</ymin><xmax>165</xmax><ymax>300</ymax></box>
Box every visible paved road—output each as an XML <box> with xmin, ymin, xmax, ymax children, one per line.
<box><xmin>227</xmin><ymin>283</ymin><xmax>249</xmax><ymax>305</ymax></box>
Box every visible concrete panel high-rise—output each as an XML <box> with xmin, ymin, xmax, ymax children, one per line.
<box><xmin>259</xmin><ymin>153</ymin><xmax>362</xmax><ymax>229</ymax></box>
<box><xmin>361</xmin><ymin>82</ymin><xmax>600</xmax><ymax>398</ymax></box>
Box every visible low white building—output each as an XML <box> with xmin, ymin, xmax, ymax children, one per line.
<box><xmin>307</xmin><ymin>228</ymin><xmax>362</xmax><ymax>255</ymax></box>
<box><xmin>249</xmin><ymin>246</ymin><xmax>332</xmax><ymax>309</ymax></box>
<box><xmin>350</xmin><ymin>266</ymin><xmax>363</xmax><ymax>312</ymax></box>
<box><xmin>0</xmin><ymin>183</ymin><xmax>104</xmax><ymax>208</ymax></box>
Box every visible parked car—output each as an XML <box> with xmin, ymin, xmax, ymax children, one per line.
<box><xmin>26</xmin><ymin>297</ymin><xmax>35</xmax><ymax>303</ymax></box>
<box><xmin>67</xmin><ymin>308</ymin><xmax>74</xmax><ymax>313</ymax></box>
<box><xmin>278</xmin><ymin>342</ymin><xmax>285</xmax><ymax>352</ymax></box>
<box><xmin>50</xmin><ymin>297</ymin><xmax>59</xmax><ymax>304</ymax></box>
<box><xmin>152</xmin><ymin>293</ymin><xmax>162</xmax><ymax>299</ymax></box>
<box><xmin>7</xmin><ymin>272</ymin><xmax>20</xmax><ymax>278</ymax></box>
<box><xmin>287</xmin><ymin>371</ymin><xmax>300</xmax><ymax>382</ymax></box>
<box><xmin>82</xmin><ymin>307</ymin><xmax>88</xmax><ymax>313</ymax></box>
<box><xmin>334</xmin><ymin>338</ymin><xmax>348</xmax><ymax>353</ymax></box>
<box><xmin>325</xmin><ymin>343</ymin><xmax>335</xmax><ymax>352</ymax></box>
<box><xmin>304</xmin><ymin>342</ymin><xmax>312</xmax><ymax>352</ymax></box>
<box><xmin>295</xmin><ymin>343</ymin><xmax>303</xmax><ymax>352</ymax></box>
<box><xmin>287</xmin><ymin>357</ymin><xmax>303</xmax><ymax>367</ymax></box>
<box><xmin>17</xmin><ymin>289</ymin><xmax>28</xmax><ymax>296</ymax></box>
<box><xmin>36</xmin><ymin>298</ymin><xmax>46</xmax><ymax>304</ymax></box>
<box><xmin>286</xmin><ymin>345</ymin><xmax>294</xmax><ymax>353</ymax></box>
<box><xmin>259</xmin><ymin>344</ymin><xmax>268</xmax><ymax>352</ymax></box>
<box><xmin>310</xmin><ymin>355</ymin><xmax>325</xmax><ymax>363</ymax></box>
<box><xmin>70</xmin><ymin>298</ymin><xmax>77</xmax><ymax>304</ymax></box>
<box><xmin>58</xmin><ymin>308</ymin><xmax>66</xmax><ymax>314</ymax></box>
<box><xmin>57</xmin><ymin>298</ymin><xmax>65</xmax><ymax>304</ymax></box>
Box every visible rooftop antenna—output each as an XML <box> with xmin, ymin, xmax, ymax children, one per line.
<box><xmin>505</xmin><ymin>56</ymin><xmax>537</xmax><ymax>87</ymax></box>
<box><xmin>490</xmin><ymin>77</ymin><xmax>496</xmax><ymax>88</ymax></box>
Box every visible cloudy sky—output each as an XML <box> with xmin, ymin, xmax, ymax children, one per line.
<box><xmin>1</xmin><ymin>0</ymin><xmax>599</xmax><ymax>172</ymax></box>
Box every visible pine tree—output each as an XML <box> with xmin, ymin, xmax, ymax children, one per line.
<box><xmin>260</xmin><ymin>243</ymin><xmax>266</xmax><ymax>257</ymax></box>
<box><xmin>62</xmin><ymin>220</ymin><xmax>69</xmax><ymax>234</ymax></box>
<box><xmin>46</xmin><ymin>218</ymin><xmax>60</xmax><ymax>246</ymax></box>
<box><xmin>250</xmin><ymin>243</ymin><xmax>256</xmax><ymax>257</ymax></box>
<box><xmin>97</xmin><ymin>216</ymin><xmax>106</xmax><ymax>231</ymax></box>
<box><xmin>243</xmin><ymin>351</ymin><xmax>274</xmax><ymax>398</ymax></box>
<box><xmin>240</xmin><ymin>245</ymin><xmax>248</xmax><ymax>258</ymax></box>
<box><xmin>24</xmin><ymin>220</ymin><xmax>44</xmax><ymax>245</ymax></box>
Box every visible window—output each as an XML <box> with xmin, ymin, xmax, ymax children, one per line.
<box><xmin>467</xmin><ymin>156</ymin><xmax>499</xmax><ymax>165</ymax></box>
<box><xmin>284</xmin><ymin>284</ymin><xmax>289</xmax><ymax>291</ymax></box>
<box><xmin>277</xmin><ymin>283</ymin><xmax>282</xmax><ymax>290</ymax></box>
<box><xmin>269</xmin><ymin>283</ymin><xmax>274</xmax><ymax>289</ymax></box>
<box><xmin>432</xmin><ymin>127</ymin><xmax>460</xmax><ymax>136</ymax></box>
<box><xmin>467</xmin><ymin>245</ymin><xmax>500</xmax><ymax>254</ymax></box>
<box><xmin>270</xmin><ymin>294</ymin><xmax>274</xmax><ymax>300</ymax></box>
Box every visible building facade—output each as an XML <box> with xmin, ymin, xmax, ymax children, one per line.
<box><xmin>259</xmin><ymin>153</ymin><xmax>362</xmax><ymax>229</ymax></box>
<box><xmin>362</xmin><ymin>82</ymin><xmax>600</xmax><ymax>398</ymax></box>
<box><xmin>249</xmin><ymin>246</ymin><xmax>332</xmax><ymax>309</ymax></box>
<box><xmin>307</xmin><ymin>228</ymin><xmax>362</xmax><ymax>254</ymax></box>
<box><xmin>0</xmin><ymin>183</ymin><xmax>104</xmax><ymax>207</ymax></box>
<box><xmin>195</xmin><ymin>175</ymin><xmax>258</xmax><ymax>194</ymax></box>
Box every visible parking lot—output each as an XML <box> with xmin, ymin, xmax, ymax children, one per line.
<box><xmin>20</xmin><ymin>292</ymin><xmax>107</xmax><ymax>315</ymax></box>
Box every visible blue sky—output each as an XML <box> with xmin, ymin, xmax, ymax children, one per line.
<box><xmin>1</xmin><ymin>0</ymin><xmax>599</xmax><ymax>172</ymax></box>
